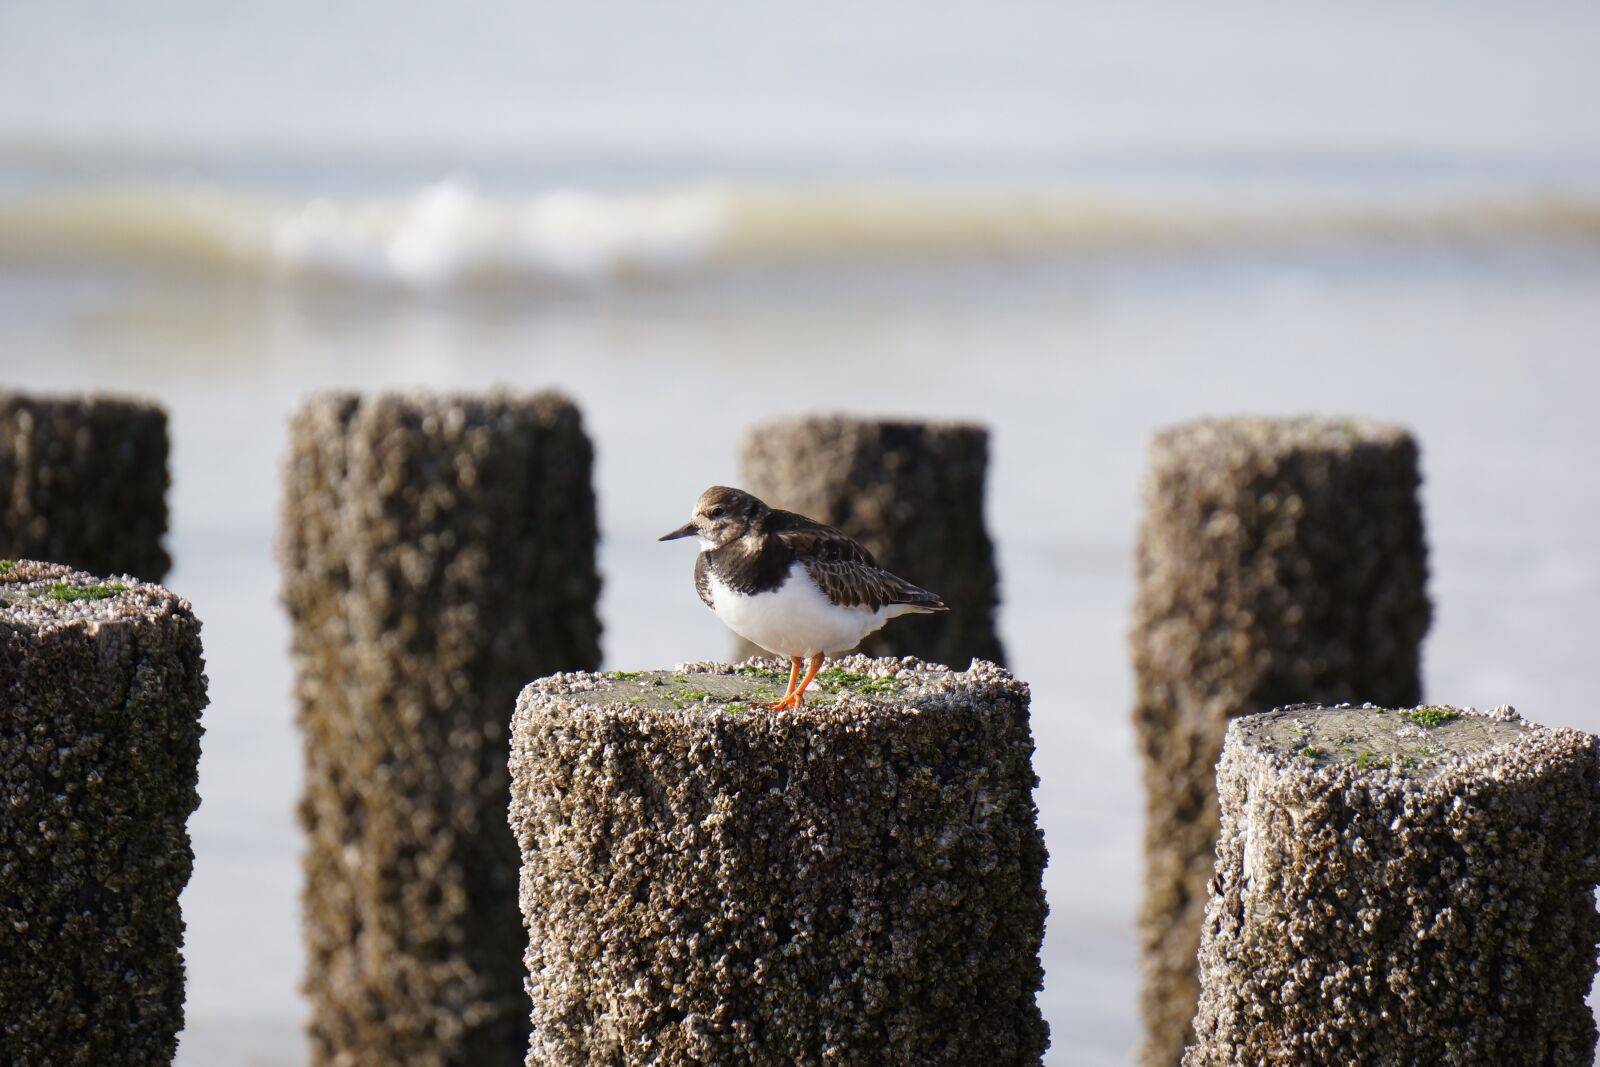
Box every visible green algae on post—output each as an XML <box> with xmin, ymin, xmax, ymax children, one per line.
<box><xmin>40</xmin><ymin>581</ymin><xmax>128</xmax><ymax>601</ymax></box>
<box><xmin>1252</xmin><ymin>702</ymin><xmax>1530</xmax><ymax>779</ymax></box>
<box><xmin>814</xmin><ymin>665</ymin><xmax>900</xmax><ymax>694</ymax></box>
<box><xmin>733</xmin><ymin>662</ymin><xmax>786</xmax><ymax>680</ymax></box>
<box><xmin>1405</xmin><ymin>705</ymin><xmax>1461</xmax><ymax>728</ymax></box>
<box><xmin>590</xmin><ymin>659</ymin><xmax>908</xmax><ymax>712</ymax></box>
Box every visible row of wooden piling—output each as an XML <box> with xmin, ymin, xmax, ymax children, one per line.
<box><xmin>1</xmin><ymin>390</ymin><xmax>1597</xmax><ymax>1066</ymax></box>
<box><xmin>1131</xmin><ymin>417</ymin><xmax>1432</xmax><ymax>1064</ymax></box>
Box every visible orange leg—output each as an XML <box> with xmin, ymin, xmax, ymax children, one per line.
<box><xmin>761</xmin><ymin>657</ymin><xmax>803</xmax><ymax>710</ymax></box>
<box><xmin>767</xmin><ymin>653</ymin><xmax>824</xmax><ymax>711</ymax></box>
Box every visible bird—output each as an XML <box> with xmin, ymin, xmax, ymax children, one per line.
<box><xmin>659</xmin><ymin>485</ymin><xmax>947</xmax><ymax>710</ymax></box>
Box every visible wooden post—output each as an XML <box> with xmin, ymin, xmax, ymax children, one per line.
<box><xmin>0</xmin><ymin>560</ymin><xmax>206</xmax><ymax>1062</ymax></box>
<box><xmin>0</xmin><ymin>392</ymin><xmax>170</xmax><ymax>580</ymax></box>
<box><xmin>509</xmin><ymin>656</ymin><xmax>1047</xmax><ymax>1066</ymax></box>
<box><xmin>281</xmin><ymin>391</ymin><xmax>601</xmax><ymax>1066</ymax></box>
<box><xmin>1188</xmin><ymin>703</ymin><xmax>1600</xmax><ymax>1065</ymax></box>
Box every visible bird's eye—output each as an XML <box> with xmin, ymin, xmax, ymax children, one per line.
<box><xmin>709</xmin><ymin>506</ymin><xmax>725</xmax><ymax>519</ymax></box>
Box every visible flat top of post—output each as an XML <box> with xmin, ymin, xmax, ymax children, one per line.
<box><xmin>298</xmin><ymin>388</ymin><xmax>579</xmax><ymax>418</ymax></box>
<box><xmin>744</xmin><ymin>414</ymin><xmax>989</xmax><ymax>440</ymax></box>
<box><xmin>1150</xmin><ymin>415</ymin><xmax>1413</xmax><ymax>461</ymax></box>
<box><xmin>1232</xmin><ymin>702</ymin><xmax>1587</xmax><ymax>782</ymax></box>
<box><xmin>0</xmin><ymin>391</ymin><xmax>165</xmax><ymax>416</ymax></box>
<box><xmin>0</xmin><ymin>559</ymin><xmax>185</xmax><ymax>635</ymax></box>
<box><xmin>518</xmin><ymin>654</ymin><xmax>1020</xmax><ymax>727</ymax></box>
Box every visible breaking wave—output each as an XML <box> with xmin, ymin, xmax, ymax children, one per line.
<box><xmin>2</xmin><ymin>176</ymin><xmax>1598</xmax><ymax>290</ymax></box>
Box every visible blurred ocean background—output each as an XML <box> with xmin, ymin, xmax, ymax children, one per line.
<box><xmin>3</xmin><ymin>3</ymin><xmax>1599</xmax><ymax>1063</ymax></box>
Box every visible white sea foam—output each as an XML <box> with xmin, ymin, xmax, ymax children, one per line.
<box><xmin>2</xmin><ymin>178</ymin><xmax>1599</xmax><ymax>290</ymax></box>
<box><xmin>264</xmin><ymin>177</ymin><xmax>728</xmax><ymax>288</ymax></box>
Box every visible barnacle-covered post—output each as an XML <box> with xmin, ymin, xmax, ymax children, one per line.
<box><xmin>281</xmin><ymin>391</ymin><xmax>601</xmax><ymax>1067</ymax></box>
<box><xmin>1187</xmin><ymin>703</ymin><xmax>1600</xmax><ymax>1065</ymax></box>
<box><xmin>0</xmin><ymin>560</ymin><xmax>206</xmax><ymax>1063</ymax></box>
<box><xmin>509</xmin><ymin>656</ymin><xmax>1048</xmax><ymax>1066</ymax></box>
<box><xmin>1130</xmin><ymin>416</ymin><xmax>1430</xmax><ymax>1066</ymax></box>
<box><xmin>0</xmin><ymin>392</ymin><xmax>171</xmax><ymax>580</ymax></box>
<box><xmin>739</xmin><ymin>415</ymin><xmax>1003</xmax><ymax>667</ymax></box>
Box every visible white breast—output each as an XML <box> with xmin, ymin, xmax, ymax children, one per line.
<box><xmin>706</xmin><ymin>560</ymin><xmax>899</xmax><ymax>659</ymax></box>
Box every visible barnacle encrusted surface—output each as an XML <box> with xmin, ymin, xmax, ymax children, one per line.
<box><xmin>509</xmin><ymin>656</ymin><xmax>1048</xmax><ymax>1066</ymax></box>
<box><xmin>1186</xmin><ymin>704</ymin><xmax>1600</xmax><ymax>1066</ymax></box>
<box><xmin>1130</xmin><ymin>416</ymin><xmax>1430</xmax><ymax>1066</ymax></box>
<box><xmin>739</xmin><ymin>415</ymin><xmax>1004</xmax><ymax>667</ymax></box>
<box><xmin>281</xmin><ymin>391</ymin><xmax>601</xmax><ymax>1067</ymax></box>
<box><xmin>0</xmin><ymin>392</ymin><xmax>170</xmax><ymax>580</ymax></box>
<box><xmin>0</xmin><ymin>560</ymin><xmax>206</xmax><ymax>1065</ymax></box>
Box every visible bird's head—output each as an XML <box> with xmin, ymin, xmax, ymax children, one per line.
<box><xmin>658</xmin><ymin>485</ymin><xmax>768</xmax><ymax>549</ymax></box>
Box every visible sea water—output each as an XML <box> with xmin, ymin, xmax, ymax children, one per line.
<box><xmin>2</xmin><ymin>3</ymin><xmax>1599</xmax><ymax>1064</ymax></box>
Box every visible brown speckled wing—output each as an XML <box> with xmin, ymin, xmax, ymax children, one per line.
<box><xmin>767</xmin><ymin>509</ymin><xmax>877</xmax><ymax>566</ymax></box>
<box><xmin>766</xmin><ymin>508</ymin><xmax>946</xmax><ymax>611</ymax></box>
<box><xmin>800</xmin><ymin>556</ymin><xmax>947</xmax><ymax>613</ymax></box>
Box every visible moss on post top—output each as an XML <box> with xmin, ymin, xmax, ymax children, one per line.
<box><xmin>522</xmin><ymin>654</ymin><xmax>1019</xmax><ymax>724</ymax></box>
<box><xmin>0</xmin><ymin>558</ymin><xmax>185</xmax><ymax>634</ymax></box>
<box><xmin>1233</xmin><ymin>702</ymin><xmax>1584</xmax><ymax>782</ymax></box>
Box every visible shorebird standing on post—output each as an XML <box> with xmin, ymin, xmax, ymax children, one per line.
<box><xmin>659</xmin><ymin>485</ymin><xmax>947</xmax><ymax>710</ymax></box>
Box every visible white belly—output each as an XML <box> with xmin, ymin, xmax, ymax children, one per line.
<box><xmin>707</xmin><ymin>561</ymin><xmax>906</xmax><ymax>658</ymax></box>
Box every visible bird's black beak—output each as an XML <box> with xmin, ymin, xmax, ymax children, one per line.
<box><xmin>658</xmin><ymin>521</ymin><xmax>699</xmax><ymax>542</ymax></box>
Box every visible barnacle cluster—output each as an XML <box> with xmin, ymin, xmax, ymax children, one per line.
<box><xmin>0</xmin><ymin>392</ymin><xmax>170</xmax><ymax>581</ymax></box>
<box><xmin>1188</xmin><ymin>704</ymin><xmax>1600</xmax><ymax>1065</ymax></box>
<box><xmin>510</xmin><ymin>655</ymin><xmax>1048</xmax><ymax>1066</ymax></box>
<box><xmin>1130</xmin><ymin>416</ymin><xmax>1431</xmax><ymax>1065</ymax></box>
<box><xmin>281</xmin><ymin>391</ymin><xmax>600</xmax><ymax>1066</ymax></box>
<box><xmin>0</xmin><ymin>559</ymin><xmax>205</xmax><ymax>1062</ymax></box>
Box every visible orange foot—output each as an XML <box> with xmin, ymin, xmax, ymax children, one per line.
<box><xmin>759</xmin><ymin>656</ymin><xmax>803</xmax><ymax>711</ymax></box>
<box><xmin>760</xmin><ymin>653</ymin><xmax>823</xmax><ymax>712</ymax></box>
